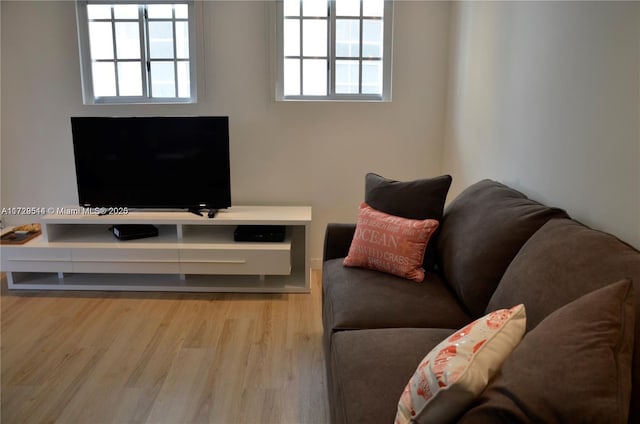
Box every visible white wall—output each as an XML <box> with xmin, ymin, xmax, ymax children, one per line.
<box><xmin>0</xmin><ymin>1</ymin><xmax>452</xmax><ymax>265</ymax></box>
<box><xmin>443</xmin><ymin>1</ymin><xmax>640</xmax><ymax>249</ymax></box>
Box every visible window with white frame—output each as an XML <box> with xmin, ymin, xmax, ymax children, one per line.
<box><xmin>75</xmin><ymin>0</ymin><xmax>198</xmax><ymax>104</ymax></box>
<box><xmin>276</xmin><ymin>0</ymin><xmax>393</xmax><ymax>101</ymax></box>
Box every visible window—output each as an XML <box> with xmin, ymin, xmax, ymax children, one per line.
<box><xmin>276</xmin><ymin>0</ymin><xmax>393</xmax><ymax>101</ymax></box>
<box><xmin>75</xmin><ymin>0</ymin><xmax>198</xmax><ymax>104</ymax></box>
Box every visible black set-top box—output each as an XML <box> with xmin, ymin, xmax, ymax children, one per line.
<box><xmin>112</xmin><ymin>224</ymin><xmax>158</xmax><ymax>241</ymax></box>
<box><xmin>234</xmin><ymin>225</ymin><xmax>286</xmax><ymax>242</ymax></box>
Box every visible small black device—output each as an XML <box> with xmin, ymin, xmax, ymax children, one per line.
<box><xmin>234</xmin><ymin>225</ymin><xmax>286</xmax><ymax>242</ymax></box>
<box><xmin>111</xmin><ymin>224</ymin><xmax>159</xmax><ymax>241</ymax></box>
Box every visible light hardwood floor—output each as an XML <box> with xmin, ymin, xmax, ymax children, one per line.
<box><xmin>1</xmin><ymin>271</ymin><xmax>328</xmax><ymax>424</ymax></box>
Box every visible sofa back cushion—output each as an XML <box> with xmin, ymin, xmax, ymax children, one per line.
<box><xmin>486</xmin><ymin>218</ymin><xmax>640</xmax><ymax>421</ymax></box>
<box><xmin>437</xmin><ymin>180</ymin><xmax>568</xmax><ymax>317</ymax></box>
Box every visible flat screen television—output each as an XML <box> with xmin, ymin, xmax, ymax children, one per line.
<box><xmin>70</xmin><ymin>116</ymin><xmax>231</xmax><ymax>211</ymax></box>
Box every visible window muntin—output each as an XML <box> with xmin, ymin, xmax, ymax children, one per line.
<box><xmin>277</xmin><ymin>0</ymin><xmax>392</xmax><ymax>101</ymax></box>
<box><xmin>76</xmin><ymin>1</ymin><xmax>197</xmax><ymax>104</ymax></box>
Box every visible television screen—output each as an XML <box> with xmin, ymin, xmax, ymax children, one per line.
<box><xmin>70</xmin><ymin>116</ymin><xmax>231</xmax><ymax>210</ymax></box>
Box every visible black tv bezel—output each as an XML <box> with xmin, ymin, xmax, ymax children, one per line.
<box><xmin>70</xmin><ymin>116</ymin><xmax>232</xmax><ymax>211</ymax></box>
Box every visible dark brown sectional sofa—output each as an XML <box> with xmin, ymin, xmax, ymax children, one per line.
<box><xmin>322</xmin><ymin>179</ymin><xmax>640</xmax><ymax>423</ymax></box>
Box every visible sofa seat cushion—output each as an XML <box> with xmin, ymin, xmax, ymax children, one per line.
<box><xmin>331</xmin><ymin>328</ymin><xmax>455</xmax><ymax>424</ymax></box>
<box><xmin>323</xmin><ymin>258</ymin><xmax>472</xmax><ymax>334</ymax></box>
<box><xmin>437</xmin><ymin>179</ymin><xmax>568</xmax><ymax>317</ymax></box>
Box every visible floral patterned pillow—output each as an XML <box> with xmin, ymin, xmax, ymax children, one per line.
<box><xmin>395</xmin><ymin>305</ymin><xmax>526</xmax><ymax>424</ymax></box>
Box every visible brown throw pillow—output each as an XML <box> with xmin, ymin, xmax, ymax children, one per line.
<box><xmin>458</xmin><ymin>279</ymin><xmax>635</xmax><ymax>424</ymax></box>
<box><xmin>364</xmin><ymin>173</ymin><xmax>452</xmax><ymax>270</ymax></box>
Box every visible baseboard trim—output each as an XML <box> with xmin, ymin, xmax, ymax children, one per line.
<box><xmin>311</xmin><ymin>258</ymin><xmax>322</xmax><ymax>270</ymax></box>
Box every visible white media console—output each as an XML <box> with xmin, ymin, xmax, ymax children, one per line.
<box><xmin>1</xmin><ymin>206</ymin><xmax>312</xmax><ymax>293</ymax></box>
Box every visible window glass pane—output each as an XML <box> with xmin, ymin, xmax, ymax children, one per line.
<box><xmin>363</xmin><ymin>0</ymin><xmax>384</xmax><ymax>17</ymax></box>
<box><xmin>147</xmin><ymin>4</ymin><xmax>173</xmax><ymax>19</ymax></box>
<box><xmin>87</xmin><ymin>5</ymin><xmax>111</xmax><ymax>20</ymax></box>
<box><xmin>336</xmin><ymin>0</ymin><xmax>360</xmax><ymax>17</ymax></box>
<box><xmin>88</xmin><ymin>22</ymin><xmax>114</xmax><ymax>60</ymax></box>
<box><xmin>92</xmin><ymin>62</ymin><xmax>116</xmax><ymax>97</ymax></box>
<box><xmin>302</xmin><ymin>0</ymin><xmax>327</xmax><ymax>17</ymax></box>
<box><xmin>284</xmin><ymin>58</ymin><xmax>301</xmax><ymax>95</ymax></box>
<box><xmin>150</xmin><ymin>62</ymin><xmax>176</xmax><ymax>97</ymax></box>
<box><xmin>362</xmin><ymin>20</ymin><xmax>383</xmax><ymax>58</ymax></box>
<box><xmin>115</xmin><ymin>22</ymin><xmax>140</xmax><ymax>59</ymax></box>
<box><xmin>177</xmin><ymin>61</ymin><xmax>190</xmax><ymax>97</ymax></box>
<box><xmin>149</xmin><ymin>22</ymin><xmax>175</xmax><ymax>59</ymax></box>
<box><xmin>284</xmin><ymin>0</ymin><xmax>300</xmax><ymax>16</ymax></box>
<box><xmin>175</xmin><ymin>21</ymin><xmax>189</xmax><ymax>59</ymax></box>
<box><xmin>284</xmin><ymin>19</ymin><xmax>300</xmax><ymax>57</ymax></box>
<box><xmin>113</xmin><ymin>4</ymin><xmax>139</xmax><ymax>19</ymax></box>
<box><xmin>174</xmin><ymin>4</ymin><xmax>188</xmax><ymax>19</ymax></box>
<box><xmin>276</xmin><ymin>0</ymin><xmax>390</xmax><ymax>99</ymax></box>
<box><xmin>302</xmin><ymin>59</ymin><xmax>327</xmax><ymax>95</ymax></box>
<box><xmin>362</xmin><ymin>61</ymin><xmax>382</xmax><ymax>94</ymax></box>
<box><xmin>80</xmin><ymin>1</ymin><xmax>198</xmax><ymax>103</ymax></box>
<box><xmin>336</xmin><ymin>60</ymin><xmax>359</xmax><ymax>94</ymax></box>
<box><xmin>117</xmin><ymin>62</ymin><xmax>143</xmax><ymax>96</ymax></box>
<box><xmin>302</xmin><ymin>19</ymin><xmax>327</xmax><ymax>56</ymax></box>
<box><xmin>336</xmin><ymin>19</ymin><xmax>359</xmax><ymax>58</ymax></box>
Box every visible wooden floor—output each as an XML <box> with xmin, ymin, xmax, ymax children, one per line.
<box><xmin>1</xmin><ymin>271</ymin><xmax>328</xmax><ymax>424</ymax></box>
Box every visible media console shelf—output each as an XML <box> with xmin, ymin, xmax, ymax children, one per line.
<box><xmin>1</xmin><ymin>206</ymin><xmax>312</xmax><ymax>293</ymax></box>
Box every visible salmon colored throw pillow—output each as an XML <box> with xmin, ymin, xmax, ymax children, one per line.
<box><xmin>343</xmin><ymin>203</ymin><xmax>439</xmax><ymax>282</ymax></box>
<box><xmin>395</xmin><ymin>304</ymin><xmax>526</xmax><ymax>424</ymax></box>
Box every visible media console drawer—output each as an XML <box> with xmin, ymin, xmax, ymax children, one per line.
<box><xmin>72</xmin><ymin>248</ymin><xmax>179</xmax><ymax>262</ymax></box>
<box><xmin>179</xmin><ymin>247</ymin><xmax>291</xmax><ymax>275</ymax></box>
<box><xmin>1</xmin><ymin>247</ymin><xmax>72</xmax><ymax>272</ymax></box>
<box><xmin>71</xmin><ymin>248</ymin><xmax>180</xmax><ymax>274</ymax></box>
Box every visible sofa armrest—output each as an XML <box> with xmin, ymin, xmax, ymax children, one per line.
<box><xmin>323</xmin><ymin>223</ymin><xmax>357</xmax><ymax>262</ymax></box>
